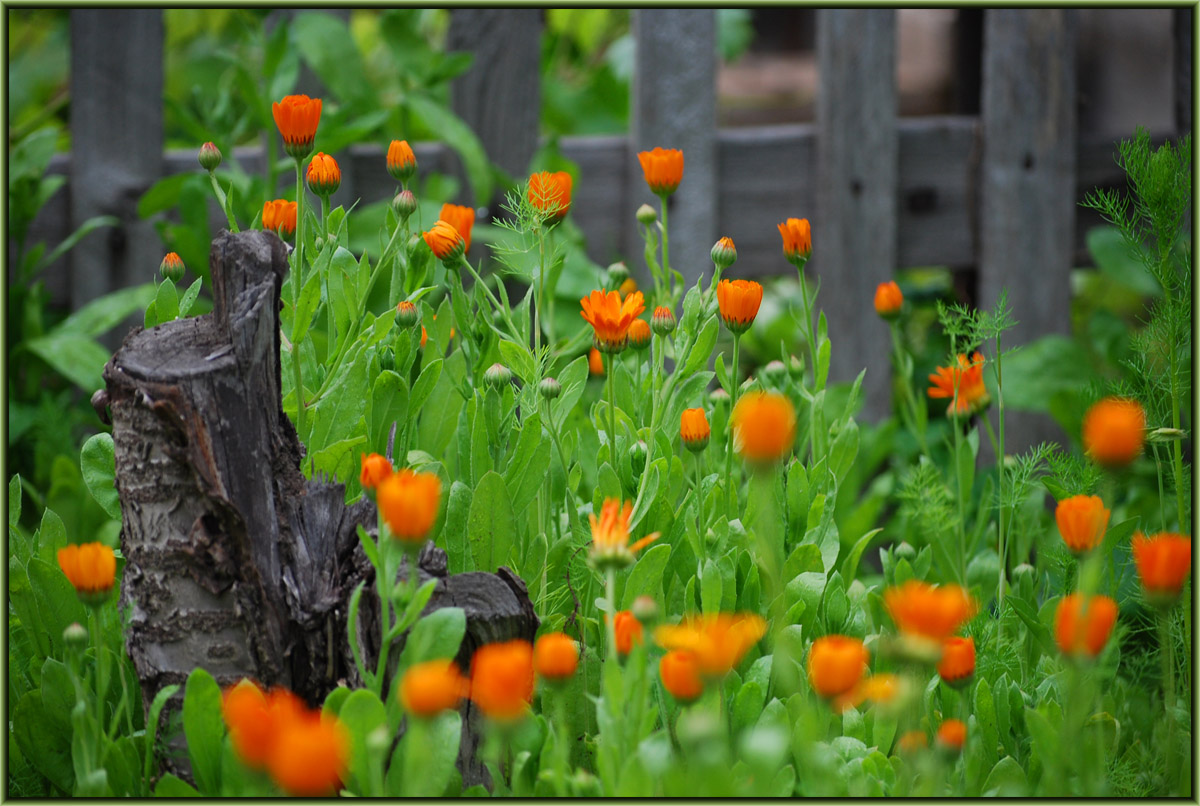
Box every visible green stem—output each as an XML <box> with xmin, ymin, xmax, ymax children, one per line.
<box><xmin>694</xmin><ymin>450</ymin><xmax>705</xmax><ymax>558</ymax></box>
<box><xmin>1153</xmin><ymin>445</ymin><xmax>1169</xmax><ymax>532</ymax></box>
<box><xmin>606</xmin><ymin>353</ymin><xmax>619</xmax><ymax>464</ymax></box>
<box><xmin>1168</xmin><ymin>348</ymin><xmax>1186</xmax><ymax>530</ymax></box>
<box><xmin>949</xmin><ymin>334</ymin><xmax>967</xmax><ymax>585</ymax></box>
<box><xmin>994</xmin><ymin>336</ymin><xmax>1007</xmax><ymax>635</ymax></box>
<box><xmin>889</xmin><ymin>322</ymin><xmax>928</xmax><ymax>455</ymax></box>
<box><xmin>292</xmin><ymin>160</ymin><xmax>308</xmax><ymax>441</ymax></box>
<box><xmin>726</xmin><ymin>334</ymin><xmax>741</xmax><ymax>515</ymax></box>
<box><xmin>796</xmin><ymin>261</ymin><xmax>818</xmax><ymax>385</ymax></box>
<box><xmin>208</xmin><ymin>173</ymin><xmax>239</xmax><ymax>232</ymax></box>
<box><xmin>554</xmin><ymin>690</ymin><xmax>570</xmax><ymax>796</ymax></box>
<box><xmin>659</xmin><ymin>194</ymin><xmax>670</xmax><ymax>302</ymax></box>
<box><xmin>458</xmin><ymin>255</ymin><xmax>521</xmax><ymax>341</ymax></box>
<box><xmin>90</xmin><ymin>609</ymin><xmax>108</xmax><ymax>769</ymax></box>
<box><xmin>1160</xmin><ymin>609</ymin><xmax>1177</xmax><ymax>790</ymax></box>
<box><xmin>535</xmin><ymin>227</ymin><xmax>546</xmax><ymax>358</ymax></box>
<box><xmin>605</xmin><ymin>569</ymin><xmax>618</xmax><ymax>663</ymax></box>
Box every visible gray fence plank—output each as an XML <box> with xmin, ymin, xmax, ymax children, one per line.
<box><xmin>816</xmin><ymin>9</ymin><xmax>898</xmax><ymax>419</ymax></box>
<box><xmin>68</xmin><ymin>10</ymin><xmax>164</xmax><ymax>319</ymax></box>
<box><xmin>1174</xmin><ymin>7</ymin><xmax>1193</xmax><ymax>135</ymax></box>
<box><xmin>980</xmin><ymin>9</ymin><xmax>1077</xmax><ymax>451</ymax></box>
<box><xmin>631</xmin><ymin>9</ymin><xmax>717</xmax><ymax>287</ymax></box>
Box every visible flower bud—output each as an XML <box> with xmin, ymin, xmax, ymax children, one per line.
<box><xmin>306</xmin><ymin>152</ymin><xmax>340</xmax><ymax>198</ymax></box>
<box><xmin>387</xmin><ymin>140</ymin><xmax>418</xmax><ymax>185</ymax></box>
<box><xmin>160</xmin><ymin>252</ymin><xmax>185</xmax><ymax>284</ymax></box>
<box><xmin>763</xmin><ymin>360</ymin><xmax>787</xmax><ymax>383</ymax></box>
<box><xmin>64</xmin><ymin>622</ymin><xmax>88</xmax><ymax>652</ymax></box>
<box><xmin>895</xmin><ymin>541</ymin><xmax>917</xmax><ymax>562</ymax></box>
<box><xmin>709</xmin><ymin>387</ymin><xmax>730</xmax><ymax>406</ymax></box>
<box><xmin>395</xmin><ymin>300</ymin><xmax>419</xmax><ymax>328</ymax></box>
<box><xmin>630</xmin><ymin>440</ymin><xmax>648</xmax><ymax>474</ymax></box>
<box><xmin>198</xmin><ymin>141</ymin><xmax>222</xmax><ymax>173</ymax></box>
<box><xmin>485</xmin><ymin>363</ymin><xmax>512</xmax><ymax>389</ymax></box>
<box><xmin>607</xmin><ymin>261</ymin><xmax>630</xmax><ymax>285</ymax></box>
<box><xmin>651</xmin><ymin>305</ymin><xmax>676</xmax><ymax>336</ymax></box>
<box><xmin>539</xmin><ymin>377</ymin><xmax>561</xmax><ymax>400</ymax></box>
<box><xmin>628</xmin><ymin>319</ymin><xmax>651</xmax><ymax>351</ymax></box>
<box><xmin>378</xmin><ymin>346</ymin><xmax>395</xmax><ymax>373</ymax></box>
<box><xmin>710</xmin><ymin>236</ymin><xmax>737</xmax><ymax>269</ymax></box>
<box><xmin>636</xmin><ymin>204</ymin><xmax>658</xmax><ymax>225</ymax></box>
<box><xmin>393</xmin><ymin>189</ymin><xmax>418</xmax><ymax>223</ymax></box>
<box><xmin>789</xmin><ymin>354</ymin><xmax>805</xmax><ymax>379</ymax></box>
<box><xmin>631</xmin><ymin>595</ymin><xmax>659</xmax><ymax>625</ymax></box>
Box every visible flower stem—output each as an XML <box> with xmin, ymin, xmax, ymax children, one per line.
<box><xmin>1160</xmin><ymin>608</ymin><xmax>1177</xmax><ymax>788</ymax></box>
<box><xmin>949</xmin><ymin>334</ymin><xmax>967</xmax><ymax>585</ymax></box>
<box><xmin>726</xmin><ymin>334</ymin><xmax>741</xmax><ymax>515</ymax></box>
<box><xmin>605</xmin><ymin>568</ymin><xmax>618</xmax><ymax>663</ymax></box>
<box><xmin>659</xmin><ymin>193</ymin><xmax>670</xmax><ymax>301</ymax></box>
<box><xmin>606</xmin><ymin>353</ymin><xmax>619</xmax><ymax>464</ymax></box>
<box><xmin>292</xmin><ymin>160</ymin><xmax>308</xmax><ymax>441</ymax></box>
<box><xmin>994</xmin><ymin>334</ymin><xmax>1007</xmax><ymax>636</ymax></box>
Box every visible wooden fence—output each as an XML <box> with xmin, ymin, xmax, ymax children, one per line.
<box><xmin>29</xmin><ymin>9</ymin><xmax>1194</xmax><ymax>436</ymax></box>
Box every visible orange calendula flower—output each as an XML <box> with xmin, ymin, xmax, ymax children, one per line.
<box><xmin>884</xmin><ymin>581</ymin><xmax>976</xmax><ymax>643</ymax></box>
<box><xmin>1054</xmin><ymin>593</ymin><xmax>1118</xmax><ymax>658</ymax></box>
<box><xmin>263</xmin><ymin>199</ymin><xmax>297</xmax><ymax>238</ymax></box>
<box><xmin>528</xmin><ymin>170</ymin><xmax>573</xmax><ymax>223</ymax></box>
<box><xmin>306</xmin><ymin>152</ymin><xmax>340</xmax><ymax>197</ymax></box>
<box><xmin>376</xmin><ymin>469</ymin><xmax>442</xmax><ymax>544</ymax></box>
<box><xmin>399</xmin><ymin>659</ymin><xmax>467</xmax><ymax>717</ymax></box>
<box><xmin>659</xmin><ymin>650</ymin><xmax>703</xmax><ymax>703</ymax></box>
<box><xmin>438</xmin><ymin>203</ymin><xmax>475</xmax><ymax>255</ymax></box>
<box><xmin>716</xmin><ymin>279</ymin><xmax>764</xmax><ymax>335</ymax></box>
<box><xmin>680</xmin><ymin>408</ymin><xmax>711</xmax><ymax>452</ymax></box>
<box><xmin>619</xmin><ymin>277</ymin><xmax>639</xmax><ymax>300</ymax></box>
<box><xmin>613</xmin><ymin>610</ymin><xmax>644</xmax><ymax>656</ymax></box>
<box><xmin>807</xmin><ymin>635</ymin><xmax>870</xmax><ymax>702</ymax></box>
<box><xmin>222</xmin><ymin>682</ymin><xmax>305</xmax><ymax>771</ymax></box>
<box><xmin>588</xmin><ymin>347</ymin><xmax>605</xmax><ymax>376</ymax></box>
<box><xmin>57</xmin><ymin>542</ymin><xmax>117</xmax><ymax>604</ymax></box>
<box><xmin>359</xmin><ymin>453</ymin><xmax>393</xmax><ymax>490</ymax></box>
<box><xmin>272</xmin><ymin>94</ymin><xmax>322</xmax><ymax>160</ymax></box>
<box><xmin>730</xmin><ymin>391</ymin><xmax>797</xmax><ymax>465</ymax></box>
<box><xmin>928</xmin><ymin>351</ymin><xmax>990</xmax><ymax>417</ymax></box>
<box><xmin>637</xmin><ymin>147</ymin><xmax>684</xmax><ymax>196</ymax></box>
<box><xmin>936</xmin><ymin>719</ymin><xmax>967</xmax><ymax>752</ymax></box>
<box><xmin>267</xmin><ymin>709</ymin><xmax>350</xmax><ymax>796</ymax></box>
<box><xmin>1082</xmin><ymin>396</ymin><xmax>1146</xmax><ymax>466</ymax></box>
<box><xmin>937</xmin><ymin>636</ymin><xmax>975</xmax><ymax>688</ymax></box>
<box><xmin>580</xmin><ymin>289</ymin><xmax>647</xmax><ymax>354</ymax></box>
<box><xmin>874</xmin><ymin>281</ymin><xmax>903</xmax><ymax>319</ymax></box>
<box><xmin>534</xmin><ymin>633</ymin><xmax>579</xmax><ymax>681</ymax></box>
<box><xmin>387</xmin><ymin>139</ymin><xmax>417</xmax><ymax>184</ymax></box>
<box><xmin>1055</xmin><ymin>494</ymin><xmax>1110</xmax><ymax>554</ymax></box>
<box><xmin>628</xmin><ymin>318</ymin><xmax>652</xmax><ymax>350</ymax></box>
<box><xmin>588</xmin><ymin>498</ymin><xmax>659</xmax><ymax>570</ymax></box>
<box><xmin>1131</xmin><ymin>532</ymin><xmax>1192</xmax><ymax>604</ymax></box>
<box><xmin>423</xmin><ymin>220</ymin><xmax>466</xmax><ymax>264</ymax></box>
<box><xmin>654</xmin><ymin>613</ymin><xmax>767</xmax><ymax>678</ymax></box>
<box><xmin>469</xmin><ymin>640</ymin><xmax>535</xmax><ymax>721</ymax></box>
<box><xmin>778</xmin><ymin>218</ymin><xmax>812</xmax><ymax>263</ymax></box>
<box><xmin>861</xmin><ymin>673</ymin><xmax>901</xmax><ymax>705</ymax></box>
<box><xmin>896</xmin><ymin>730</ymin><xmax>928</xmax><ymax>755</ymax></box>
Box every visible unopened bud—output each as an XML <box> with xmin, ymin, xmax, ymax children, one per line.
<box><xmin>198</xmin><ymin>141</ymin><xmax>222</xmax><ymax>173</ymax></box>
<box><xmin>629</xmin><ymin>320</ymin><xmax>651</xmax><ymax>351</ymax></box>
<box><xmin>789</xmin><ymin>354</ymin><xmax>805</xmax><ymax>379</ymax></box>
<box><xmin>539</xmin><ymin>377</ymin><xmax>561</xmax><ymax>400</ymax></box>
<box><xmin>636</xmin><ymin>204</ymin><xmax>657</xmax><ymax>225</ymax></box>
<box><xmin>607</xmin><ymin>261</ymin><xmax>629</xmax><ymax>285</ymax></box>
<box><xmin>1147</xmin><ymin>427</ymin><xmax>1187</xmax><ymax>444</ymax></box>
<box><xmin>709</xmin><ymin>387</ymin><xmax>730</xmax><ymax>406</ymax></box>
<box><xmin>485</xmin><ymin>363</ymin><xmax>512</xmax><ymax>389</ymax></box>
<box><xmin>159</xmin><ymin>252</ymin><xmax>185</xmax><ymax>284</ymax></box>
<box><xmin>895</xmin><ymin>541</ymin><xmax>917</xmax><ymax>562</ymax></box>
<box><xmin>64</xmin><ymin>622</ymin><xmax>88</xmax><ymax>652</ymax></box>
<box><xmin>631</xmin><ymin>595</ymin><xmax>659</xmax><ymax>625</ymax></box>
<box><xmin>763</xmin><ymin>360</ymin><xmax>787</xmax><ymax>382</ymax></box>
<box><xmin>395</xmin><ymin>301</ymin><xmax>419</xmax><ymax>328</ymax></box>
<box><xmin>630</xmin><ymin>440</ymin><xmax>647</xmax><ymax>474</ymax></box>
<box><xmin>710</xmin><ymin>236</ymin><xmax>737</xmax><ymax>269</ymax></box>
<box><xmin>393</xmin><ymin>189</ymin><xmax>418</xmax><ymax>222</ymax></box>
<box><xmin>651</xmin><ymin>305</ymin><xmax>676</xmax><ymax>336</ymax></box>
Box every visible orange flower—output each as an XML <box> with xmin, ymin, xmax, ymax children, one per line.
<box><xmin>376</xmin><ymin>469</ymin><xmax>442</xmax><ymax>544</ymax></box>
<box><xmin>534</xmin><ymin>633</ymin><xmax>579</xmax><ymax>680</ymax></box>
<box><xmin>399</xmin><ymin>659</ymin><xmax>467</xmax><ymax>717</ymax></box>
<box><xmin>1083</xmin><ymin>397</ymin><xmax>1146</xmax><ymax>466</ymax></box>
<box><xmin>306</xmin><ymin>152</ymin><xmax>340</xmax><ymax>197</ymax></box>
<box><xmin>1131</xmin><ymin>532</ymin><xmax>1192</xmax><ymax>602</ymax></box>
<box><xmin>659</xmin><ymin>650</ymin><xmax>703</xmax><ymax>703</ymax></box>
<box><xmin>222</xmin><ymin>681</ymin><xmax>305</xmax><ymax>770</ymax></box>
<box><xmin>528</xmin><ymin>171</ymin><xmax>573</xmax><ymax>223</ymax></box>
<box><xmin>937</xmin><ymin>636</ymin><xmax>975</xmax><ymax>688</ymax></box>
<box><xmin>263</xmin><ymin>199</ymin><xmax>297</xmax><ymax>238</ymax></box>
<box><xmin>637</xmin><ymin>147</ymin><xmax>684</xmax><ymax>195</ymax></box>
<box><xmin>438</xmin><ymin>203</ymin><xmax>475</xmax><ymax>255</ymax></box>
<box><xmin>896</xmin><ymin>730</ymin><xmax>928</xmax><ymax>754</ymax></box>
<box><xmin>272</xmin><ymin>94</ymin><xmax>322</xmax><ymax>160</ymax></box>
<box><xmin>359</xmin><ymin>452</ymin><xmax>393</xmax><ymax>490</ymax></box>
<box><xmin>716</xmin><ymin>279</ymin><xmax>763</xmax><ymax>335</ymax></box>
<box><xmin>1054</xmin><ymin>593</ymin><xmax>1118</xmax><ymax>658</ymax></box>
<box><xmin>654</xmin><ymin>613</ymin><xmax>766</xmax><ymax>678</ymax></box>
<box><xmin>680</xmin><ymin>408</ymin><xmax>711</xmax><ymax>452</ymax></box>
<box><xmin>420</xmin><ymin>326</ymin><xmax>428</xmax><ymax>349</ymax></box>
<box><xmin>267</xmin><ymin>709</ymin><xmax>350</xmax><ymax>796</ymax></box>
<box><xmin>936</xmin><ymin>719</ymin><xmax>967</xmax><ymax>752</ymax></box>
<box><xmin>613</xmin><ymin>610</ymin><xmax>644</xmax><ymax>656</ymax></box>
<box><xmin>160</xmin><ymin>252</ymin><xmax>185</xmax><ymax>283</ymax></box>
<box><xmin>57</xmin><ymin>542</ymin><xmax>117</xmax><ymax>604</ymax></box>
<box><xmin>580</xmin><ymin>289</ymin><xmax>647</xmax><ymax>353</ymax></box>
<box><xmin>860</xmin><ymin>673</ymin><xmax>901</xmax><ymax>705</ymax></box>
<box><xmin>588</xmin><ymin>498</ymin><xmax>659</xmax><ymax>570</ymax></box>
<box><xmin>588</xmin><ymin>347</ymin><xmax>605</xmax><ymax>376</ymax></box>
<box><xmin>619</xmin><ymin>277</ymin><xmax>639</xmax><ymax>300</ymax></box>
<box><xmin>423</xmin><ymin>220</ymin><xmax>465</xmax><ymax>263</ymax></box>
<box><xmin>884</xmin><ymin>581</ymin><xmax>976</xmax><ymax>642</ymax></box>
<box><xmin>874</xmin><ymin>281</ymin><xmax>903</xmax><ymax>319</ymax></box>
<box><xmin>807</xmin><ymin>635</ymin><xmax>869</xmax><ymax>702</ymax></box>
<box><xmin>387</xmin><ymin>139</ymin><xmax>417</xmax><ymax>184</ymax></box>
<box><xmin>778</xmin><ymin>218</ymin><xmax>812</xmax><ymax>263</ymax></box>
<box><xmin>928</xmin><ymin>352</ymin><xmax>990</xmax><ymax>417</ymax></box>
<box><xmin>1055</xmin><ymin>495</ymin><xmax>1110</xmax><ymax>554</ymax></box>
<box><xmin>730</xmin><ymin>391</ymin><xmax>797</xmax><ymax>465</ymax></box>
<box><xmin>469</xmin><ymin>640</ymin><xmax>535</xmax><ymax>721</ymax></box>
<box><xmin>628</xmin><ymin>318</ymin><xmax>652</xmax><ymax>351</ymax></box>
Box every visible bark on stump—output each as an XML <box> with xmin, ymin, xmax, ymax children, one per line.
<box><xmin>101</xmin><ymin>229</ymin><xmax>536</xmax><ymax>788</ymax></box>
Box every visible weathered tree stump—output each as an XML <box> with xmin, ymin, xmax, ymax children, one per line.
<box><xmin>102</xmin><ymin>229</ymin><xmax>536</xmax><ymax>788</ymax></box>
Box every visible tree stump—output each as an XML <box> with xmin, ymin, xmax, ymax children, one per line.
<box><xmin>102</xmin><ymin>229</ymin><xmax>537</xmax><ymax>788</ymax></box>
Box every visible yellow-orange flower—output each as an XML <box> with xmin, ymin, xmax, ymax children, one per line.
<box><xmin>731</xmin><ymin>391</ymin><xmax>797</xmax><ymax>465</ymax></box>
<box><xmin>937</xmin><ymin>636</ymin><xmax>975</xmax><ymax>687</ymax></box>
<box><xmin>654</xmin><ymin>613</ymin><xmax>767</xmax><ymax>678</ymax></box>
<box><xmin>628</xmin><ymin>318</ymin><xmax>652</xmax><ymax>350</ymax></box>
<box><xmin>438</xmin><ymin>203</ymin><xmax>475</xmax><ymax>255</ymax></box>
<box><xmin>376</xmin><ymin>469</ymin><xmax>442</xmax><ymax>544</ymax></box>
<box><xmin>659</xmin><ymin>650</ymin><xmax>703</xmax><ymax>703</ymax></box>
<box><xmin>588</xmin><ymin>347</ymin><xmax>605</xmax><ymax>376</ymax></box>
<box><xmin>263</xmin><ymin>199</ymin><xmax>297</xmax><ymax>238</ymax></box>
<box><xmin>580</xmin><ymin>289</ymin><xmax>647</xmax><ymax>354</ymax></box>
<box><xmin>716</xmin><ymin>279</ymin><xmax>763</xmax><ymax>335</ymax></box>
<box><xmin>778</xmin><ymin>218</ymin><xmax>812</xmax><ymax>263</ymax></box>
<box><xmin>534</xmin><ymin>633</ymin><xmax>579</xmax><ymax>680</ymax></box>
<box><xmin>469</xmin><ymin>640</ymin><xmax>535</xmax><ymax>721</ymax></box>
<box><xmin>399</xmin><ymin>660</ymin><xmax>467</xmax><ymax>717</ymax></box>
<box><xmin>359</xmin><ymin>453</ymin><xmax>392</xmax><ymax>490</ymax></box>
<box><xmin>936</xmin><ymin>719</ymin><xmax>967</xmax><ymax>752</ymax></box>
<box><xmin>874</xmin><ymin>281</ymin><xmax>903</xmax><ymax>319</ymax></box>
<box><xmin>928</xmin><ymin>352</ymin><xmax>990</xmax><ymax>417</ymax></box>
<box><xmin>613</xmin><ymin>610</ymin><xmax>644</xmax><ymax>656</ymax></box>
<box><xmin>637</xmin><ymin>147</ymin><xmax>684</xmax><ymax>195</ymax></box>
<box><xmin>528</xmin><ymin>171</ymin><xmax>572</xmax><ymax>223</ymax></box>
<box><xmin>266</xmin><ymin>709</ymin><xmax>350</xmax><ymax>796</ymax></box>
<box><xmin>1083</xmin><ymin>397</ymin><xmax>1146</xmax><ymax>466</ymax></box>
<box><xmin>306</xmin><ymin>152</ymin><xmax>340</xmax><ymax>197</ymax></box>
<box><xmin>423</xmin><ymin>220</ymin><xmax>465</xmax><ymax>263</ymax></box>
<box><xmin>57</xmin><ymin>542</ymin><xmax>117</xmax><ymax>603</ymax></box>
<box><xmin>897</xmin><ymin>730</ymin><xmax>927</xmax><ymax>754</ymax></box>
<box><xmin>272</xmin><ymin>94</ymin><xmax>322</xmax><ymax>160</ymax></box>
<box><xmin>588</xmin><ymin>498</ymin><xmax>659</xmax><ymax>570</ymax></box>
<box><xmin>680</xmin><ymin>408</ymin><xmax>711</xmax><ymax>452</ymax></box>
<box><xmin>619</xmin><ymin>277</ymin><xmax>639</xmax><ymax>300</ymax></box>
<box><xmin>222</xmin><ymin>681</ymin><xmax>304</xmax><ymax>771</ymax></box>
<box><xmin>1054</xmin><ymin>593</ymin><xmax>1118</xmax><ymax>658</ymax></box>
<box><xmin>1132</xmin><ymin>532</ymin><xmax>1192</xmax><ymax>602</ymax></box>
<box><xmin>807</xmin><ymin>635</ymin><xmax>869</xmax><ymax>702</ymax></box>
<box><xmin>884</xmin><ymin>581</ymin><xmax>976</xmax><ymax>642</ymax></box>
<box><xmin>1055</xmin><ymin>494</ymin><xmax>1110</xmax><ymax>554</ymax></box>
<box><xmin>387</xmin><ymin>139</ymin><xmax>417</xmax><ymax>184</ymax></box>
<box><xmin>861</xmin><ymin>673</ymin><xmax>900</xmax><ymax>705</ymax></box>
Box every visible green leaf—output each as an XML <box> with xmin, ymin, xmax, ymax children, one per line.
<box><xmin>399</xmin><ymin>607</ymin><xmax>467</xmax><ymax>668</ymax></box>
<box><xmin>144</xmin><ymin>684</ymin><xmax>181</xmax><ymax>787</ymax></box>
<box><xmin>338</xmin><ymin>689</ymin><xmax>388</xmax><ymax>794</ymax></box>
<box><xmin>468</xmin><ymin>471</ymin><xmax>516</xmax><ymax>572</ymax></box>
<box><xmin>80</xmin><ymin>433</ymin><xmax>120</xmax><ymax>519</ymax></box>
<box><xmin>982</xmin><ymin>756</ymin><xmax>1027</xmax><ymax>796</ymax></box>
<box><xmin>179</xmin><ymin>277</ymin><xmax>204</xmax><ymax>318</ymax></box>
<box><xmin>681</xmin><ymin>315</ymin><xmax>718</xmax><ymax>375</ymax></box>
<box><xmin>35</xmin><ymin>216</ymin><xmax>120</xmax><ymax>278</ymax></box>
<box><xmin>406</xmin><ymin>93</ymin><xmax>494</xmax><ymax>206</ymax></box>
<box><xmin>10</xmin><ymin>474</ymin><xmax>22</xmax><ymax>527</ymax></box>
<box><xmin>410</xmin><ymin>358</ymin><xmax>443</xmax><ymax>414</ymax></box>
<box><xmin>443</xmin><ymin>481</ymin><xmax>473</xmax><ymax>574</ymax></box>
<box><xmin>290</xmin><ymin>270</ymin><xmax>322</xmax><ymax>345</ymax></box>
<box><xmin>291</xmin><ymin>12</ymin><xmax>373</xmax><ymax>108</ymax></box>
<box><xmin>367</xmin><ymin>370</ymin><xmax>408</xmax><ymax>456</ymax></box>
<box><xmin>155</xmin><ymin>279</ymin><xmax>179</xmax><ymax>323</ymax></box>
<box><xmin>14</xmin><ymin>690</ymin><xmax>74</xmax><ymax>792</ymax></box>
<box><xmin>498</xmin><ymin>340</ymin><xmax>537</xmax><ymax>384</ymax></box>
<box><xmin>307</xmin><ymin>348</ymin><xmax>369</xmax><ymax>452</ymax></box>
<box><xmin>701</xmin><ymin>558</ymin><xmax>723</xmax><ymax>615</ymax></box>
<box><xmin>153</xmin><ymin>773</ymin><xmax>200</xmax><ymax>797</ymax></box>
<box><xmin>26</xmin><ymin>331</ymin><xmax>112</xmax><ymax>392</ymax></box>
<box><xmin>621</xmin><ymin>543</ymin><xmax>672</xmax><ymax>609</ymax></box>
<box><xmin>839</xmin><ymin>528</ymin><xmax>883</xmax><ymax>582</ymax></box>
<box><xmin>27</xmin><ymin>558</ymin><xmax>86</xmax><ymax>655</ymax></box>
<box><xmin>182</xmin><ymin>668</ymin><xmax>224</xmax><ymax>794</ymax></box>
<box><xmin>56</xmin><ymin>283</ymin><xmax>156</xmax><ymax>338</ymax></box>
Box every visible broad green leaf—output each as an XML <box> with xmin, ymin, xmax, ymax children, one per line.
<box><xmin>153</xmin><ymin>774</ymin><xmax>200</xmax><ymax>797</ymax></box>
<box><xmin>398</xmin><ymin>607</ymin><xmax>466</xmax><ymax>668</ymax></box>
<box><xmin>982</xmin><ymin>756</ymin><xmax>1027</xmax><ymax>796</ymax></box>
<box><xmin>468</xmin><ymin>471</ymin><xmax>516</xmax><ymax>573</ymax></box>
<box><xmin>620</xmin><ymin>543</ymin><xmax>671</xmax><ymax>609</ymax></box>
<box><xmin>27</xmin><ymin>558</ymin><xmax>86</xmax><ymax>655</ymax></box>
<box><xmin>14</xmin><ymin>690</ymin><xmax>74</xmax><ymax>792</ymax></box>
<box><xmin>681</xmin><ymin>315</ymin><xmax>718</xmax><ymax>375</ymax></box>
<box><xmin>80</xmin><ymin>433</ymin><xmax>120</xmax><ymax>518</ymax></box>
<box><xmin>291</xmin><ymin>12</ymin><xmax>373</xmax><ymax>108</ymax></box>
<box><xmin>155</xmin><ymin>279</ymin><xmax>179</xmax><ymax>323</ymax></box>
<box><xmin>179</xmin><ymin>277</ymin><xmax>204</xmax><ymax>318</ymax></box>
<box><xmin>9</xmin><ymin>474</ymin><xmax>22</xmax><ymax>527</ymax></box>
<box><xmin>443</xmin><ymin>481</ymin><xmax>473</xmax><ymax>574</ymax></box>
<box><xmin>409</xmin><ymin>358</ymin><xmax>443</xmax><ymax>414</ymax></box>
<box><xmin>701</xmin><ymin>558</ymin><xmax>722</xmax><ymax>615</ymax></box>
<box><xmin>368</xmin><ymin>370</ymin><xmax>408</xmax><ymax>456</ymax></box>
<box><xmin>839</xmin><ymin>528</ymin><xmax>883</xmax><ymax>583</ymax></box>
<box><xmin>26</xmin><ymin>332</ymin><xmax>112</xmax><ymax>393</ymax></box>
<box><xmin>56</xmin><ymin>283</ymin><xmax>156</xmax><ymax>338</ymax></box>
<box><xmin>182</xmin><ymin>668</ymin><xmax>224</xmax><ymax>794</ymax></box>
<box><xmin>338</xmin><ymin>689</ymin><xmax>388</xmax><ymax>794</ymax></box>
<box><xmin>290</xmin><ymin>271</ymin><xmax>322</xmax><ymax>345</ymax></box>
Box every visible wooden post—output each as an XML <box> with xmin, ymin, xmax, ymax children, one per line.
<box><xmin>631</xmin><ymin>9</ymin><xmax>717</xmax><ymax>287</ymax></box>
<box><xmin>1174</xmin><ymin>7</ymin><xmax>1193</xmax><ymax>135</ymax></box>
<box><xmin>68</xmin><ymin>10</ymin><xmax>164</xmax><ymax>314</ymax></box>
<box><xmin>816</xmin><ymin>9</ymin><xmax>898</xmax><ymax>419</ymax></box>
<box><xmin>980</xmin><ymin>10</ymin><xmax>1077</xmax><ymax>452</ymax></box>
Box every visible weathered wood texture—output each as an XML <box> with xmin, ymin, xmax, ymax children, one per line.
<box><xmin>1174</xmin><ymin>7</ymin><xmax>1194</xmax><ymax>134</ymax></box>
<box><xmin>816</xmin><ymin>9</ymin><xmax>898</xmax><ymax>419</ymax></box>
<box><xmin>980</xmin><ymin>10</ymin><xmax>1077</xmax><ymax>450</ymax></box>
<box><xmin>102</xmin><ymin>230</ymin><xmax>536</xmax><ymax>786</ymax></box>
